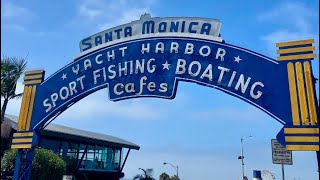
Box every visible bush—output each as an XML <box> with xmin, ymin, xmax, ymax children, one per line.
<box><xmin>1</xmin><ymin>148</ymin><xmax>17</xmax><ymax>174</ymax></box>
<box><xmin>1</xmin><ymin>147</ymin><xmax>67</xmax><ymax>180</ymax></box>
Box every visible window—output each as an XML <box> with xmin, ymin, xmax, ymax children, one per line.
<box><xmin>39</xmin><ymin>138</ymin><xmax>60</xmax><ymax>153</ymax></box>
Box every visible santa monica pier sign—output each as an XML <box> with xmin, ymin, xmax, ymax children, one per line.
<box><xmin>12</xmin><ymin>14</ymin><xmax>319</xmax><ymax>179</ymax></box>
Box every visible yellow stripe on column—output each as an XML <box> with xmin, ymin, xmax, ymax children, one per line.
<box><xmin>278</xmin><ymin>54</ymin><xmax>316</xmax><ymax>61</ymax></box>
<box><xmin>25</xmin><ymin>70</ymin><xmax>44</xmax><ymax>75</ymax></box>
<box><xmin>12</xmin><ymin>138</ymin><xmax>33</xmax><ymax>143</ymax></box>
<box><xmin>295</xmin><ymin>62</ymin><xmax>309</xmax><ymax>125</ymax></box>
<box><xmin>25</xmin><ymin>85</ymin><xmax>36</xmax><ymax>130</ymax></box>
<box><xmin>19</xmin><ymin>86</ymin><xmax>31</xmax><ymax>130</ymax></box>
<box><xmin>285</xmin><ymin>136</ymin><xmax>319</xmax><ymax>142</ymax></box>
<box><xmin>17</xmin><ymin>89</ymin><xmax>27</xmax><ymax>130</ymax></box>
<box><xmin>277</xmin><ymin>46</ymin><xmax>315</xmax><ymax>54</ymax></box>
<box><xmin>286</xmin><ymin>145</ymin><xmax>319</xmax><ymax>151</ymax></box>
<box><xmin>11</xmin><ymin>144</ymin><xmax>32</xmax><ymax>149</ymax></box>
<box><xmin>303</xmin><ymin>62</ymin><xmax>318</xmax><ymax>125</ymax></box>
<box><xmin>276</xmin><ymin>39</ymin><xmax>315</xmax><ymax>47</ymax></box>
<box><xmin>24</xmin><ymin>74</ymin><xmax>43</xmax><ymax>80</ymax></box>
<box><xmin>284</xmin><ymin>128</ymin><xmax>319</xmax><ymax>134</ymax></box>
<box><xmin>13</xmin><ymin>132</ymin><xmax>34</xmax><ymax>137</ymax></box>
<box><xmin>23</xmin><ymin>86</ymin><xmax>32</xmax><ymax>130</ymax></box>
<box><xmin>23</xmin><ymin>79</ymin><xmax>42</xmax><ymax>85</ymax></box>
<box><xmin>287</xmin><ymin>63</ymin><xmax>300</xmax><ymax>126</ymax></box>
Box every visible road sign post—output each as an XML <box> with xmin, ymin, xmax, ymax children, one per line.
<box><xmin>271</xmin><ymin>139</ymin><xmax>293</xmax><ymax>180</ymax></box>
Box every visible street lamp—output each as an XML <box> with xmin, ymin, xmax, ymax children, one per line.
<box><xmin>163</xmin><ymin>162</ymin><xmax>179</xmax><ymax>179</ymax></box>
<box><xmin>238</xmin><ymin>135</ymin><xmax>253</xmax><ymax>180</ymax></box>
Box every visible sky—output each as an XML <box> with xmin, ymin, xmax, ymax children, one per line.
<box><xmin>1</xmin><ymin>0</ymin><xmax>319</xmax><ymax>180</ymax></box>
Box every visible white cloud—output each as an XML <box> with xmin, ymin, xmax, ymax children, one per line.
<box><xmin>79</xmin><ymin>4</ymin><xmax>104</xmax><ymax>20</ymax></box>
<box><xmin>57</xmin><ymin>84</ymin><xmax>189</xmax><ymax>122</ymax></box>
<box><xmin>2</xmin><ymin>24</ymin><xmax>26</xmax><ymax>32</ymax></box>
<box><xmin>1</xmin><ymin>1</ymin><xmax>33</xmax><ymax>20</ymax></box>
<box><xmin>188</xmin><ymin>106</ymin><xmax>267</xmax><ymax>122</ymax></box>
<box><xmin>258</xmin><ymin>1</ymin><xmax>319</xmax><ymax>57</ymax></box>
<box><xmin>260</xmin><ymin>30</ymin><xmax>318</xmax><ymax>58</ymax></box>
<box><xmin>1</xmin><ymin>1</ymin><xmax>35</xmax><ymax>34</ymax></box>
<box><xmin>257</xmin><ymin>1</ymin><xmax>317</xmax><ymax>32</ymax></box>
<box><xmin>58</xmin><ymin>89</ymin><xmax>168</xmax><ymax>121</ymax></box>
<box><xmin>77</xmin><ymin>0</ymin><xmax>154</xmax><ymax>31</ymax></box>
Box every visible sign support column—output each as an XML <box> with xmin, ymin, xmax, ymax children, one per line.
<box><xmin>12</xmin><ymin>70</ymin><xmax>45</xmax><ymax>180</ymax></box>
<box><xmin>281</xmin><ymin>164</ymin><xmax>285</xmax><ymax>180</ymax></box>
<box><xmin>271</xmin><ymin>139</ymin><xmax>292</xmax><ymax>180</ymax></box>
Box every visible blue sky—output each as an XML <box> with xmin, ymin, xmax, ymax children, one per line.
<box><xmin>1</xmin><ymin>0</ymin><xmax>319</xmax><ymax>179</ymax></box>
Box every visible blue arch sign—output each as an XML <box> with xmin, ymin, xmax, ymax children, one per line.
<box><xmin>12</xmin><ymin>14</ymin><xmax>319</xmax><ymax>180</ymax></box>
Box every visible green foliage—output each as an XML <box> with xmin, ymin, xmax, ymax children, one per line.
<box><xmin>1</xmin><ymin>56</ymin><xmax>27</xmax><ymax>126</ymax></box>
<box><xmin>1</xmin><ymin>148</ymin><xmax>17</xmax><ymax>173</ymax></box>
<box><xmin>159</xmin><ymin>173</ymin><xmax>180</xmax><ymax>180</ymax></box>
<box><xmin>159</xmin><ymin>172</ymin><xmax>170</xmax><ymax>180</ymax></box>
<box><xmin>31</xmin><ymin>148</ymin><xmax>67</xmax><ymax>179</ymax></box>
<box><xmin>1</xmin><ymin>147</ymin><xmax>67</xmax><ymax>180</ymax></box>
<box><xmin>64</xmin><ymin>156</ymin><xmax>78</xmax><ymax>174</ymax></box>
<box><xmin>133</xmin><ymin>168</ymin><xmax>155</xmax><ymax>180</ymax></box>
<box><xmin>1</xmin><ymin>56</ymin><xmax>27</xmax><ymax>100</ymax></box>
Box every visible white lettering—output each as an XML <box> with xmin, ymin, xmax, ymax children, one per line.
<box><xmin>147</xmin><ymin>58</ymin><xmax>156</xmax><ymax>73</ymax></box>
<box><xmin>216</xmin><ymin>48</ymin><xmax>226</xmax><ymax>61</ymax></box>
<box><xmin>170</xmin><ymin>42</ymin><xmax>179</xmax><ymax>53</ymax></box>
<box><xmin>175</xmin><ymin>59</ymin><xmax>186</xmax><ymax>74</ymax></box>
<box><xmin>95</xmin><ymin>54</ymin><xmax>103</xmax><ymax>64</ymax></box>
<box><xmin>114</xmin><ymin>83</ymin><xmax>124</xmax><ymax>95</ymax></box>
<box><xmin>84</xmin><ymin>59</ymin><xmax>92</xmax><ymax>70</ymax></box>
<box><xmin>188</xmin><ymin>61</ymin><xmax>201</xmax><ymax>77</ymax></box>
<box><xmin>217</xmin><ymin>66</ymin><xmax>230</xmax><ymax>83</ymax></box>
<box><xmin>250</xmin><ymin>82</ymin><xmax>264</xmax><ymax>99</ymax></box>
<box><xmin>93</xmin><ymin>69</ymin><xmax>101</xmax><ymax>84</ymax></box>
<box><xmin>107</xmin><ymin>50</ymin><xmax>115</xmax><ymax>61</ymax></box>
<box><xmin>200</xmin><ymin>64</ymin><xmax>213</xmax><ymax>81</ymax></box>
<box><xmin>185</xmin><ymin>43</ymin><xmax>194</xmax><ymax>55</ymax></box>
<box><xmin>119</xmin><ymin>46</ymin><xmax>127</xmax><ymax>57</ymax></box>
<box><xmin>199</xmin><ymin>45</ymin><xmax>211</xmax><ymax>57</ymax></box>
<box><xmin>155</xmin><ymin>42</ymin><xmax>164</xmax><ymax>53</ymax></box>
<box><xmin>235</xmin><ymin>74</ymin><xmax>251</xmax><ymax>94</ymax></box>
<box><xmin>141</xmin><ymin>43</ymin><xmax>150</xmax><ymax>54</ymax></box>
<box><xmin>59</xmin><ymin>86</ymin><xmax>69</xmax><ymax>100</ymax></box>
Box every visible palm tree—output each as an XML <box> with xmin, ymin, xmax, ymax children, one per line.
<box><xmin>133</xmin><ymin>168</ymin><xmax>155</xmax><ymax>180</ymax></box>
<box><xmin>1</xmin><ymin>56</ymin><xmax>27</xmax><ymax>156</ymax></box>
<box><xmin>159</xmin><ymin>173</ymin><xmax>179</xmax><ymax>180</ymax></box>
<box><xmin>159</xmin><ymin>172</ymin><xmax>170</xmax><ymax>180</ymax></box>
<box><xmin>1</xmin><ymin>56</ymin><xmax>27</xmax><ymax>124</ymax></box>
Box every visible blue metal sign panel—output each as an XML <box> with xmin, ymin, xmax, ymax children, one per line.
<box><xmin>27</xmin><ymin>36</ymin><xmax>318</xmax><ymax>149</ymax></box>
<box><xmin>11</xmin><ymin>15</ymin><xmax>319</xmax><ymax>180</ymax></box>
<box><xmin>35</xmin><ymin>37</ymin><xmax>290</xmax><ymax>128</ymax></box>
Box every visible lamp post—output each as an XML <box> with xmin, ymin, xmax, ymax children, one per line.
<box><xmin>163</xmin><ymin>162</ymin><xmax>179</xmax><ymax>179</ymax></box>
<box><xmin>238</xmin><ymin>136</ymin><xmax>253</xmax><ymax>180</ymax></box>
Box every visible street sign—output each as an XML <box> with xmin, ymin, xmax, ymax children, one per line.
<box><xmin>271</xmin><ymin>139</ymin><xmax>293</xmax><ymax>165</ymax></box>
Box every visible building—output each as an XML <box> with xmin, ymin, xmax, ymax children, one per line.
<box><xmin>3</xmin><ymin>114</ymin><xmax>140</xmax><ymax>180</ymax></box>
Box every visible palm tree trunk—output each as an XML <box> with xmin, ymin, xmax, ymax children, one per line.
<box><xmin>1</xmin><ymin>98</ymin><xmax>9</xmax><ymax>124</ymax></box>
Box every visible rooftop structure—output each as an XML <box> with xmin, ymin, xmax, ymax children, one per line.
<box><xmin>4</xmin><ymin>114</ymin><xmax>140</xmax><ymax>180</ymax></box>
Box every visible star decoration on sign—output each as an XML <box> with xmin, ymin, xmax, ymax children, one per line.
<box><xmin>234</xmin><ymin>55</ymin><xmax>242</xmax><ymax>63</ymax></box>
<box><xmin>61</xmin><ymin>73</ymin><xmax>67</xmax><ymax>80</ymax></box>
<box><xmin>162</xmin><ymin>61</ymin><xmax>171</xmax><ymax>70</ymax></box>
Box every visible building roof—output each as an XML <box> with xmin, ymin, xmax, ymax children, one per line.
<box><xmin>4</xmin><ymin>114</ymin><xmax>140</xmax><ymax>150</ymax></box>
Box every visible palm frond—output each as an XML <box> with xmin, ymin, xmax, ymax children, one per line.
<box><xmin>1</xmin><ymin>56</ymin><xmax>27</xmax><ymax>99</ymax></box>
<box><xmin>133</xmin><ymin>174</ymin><xmax>144</xmax><ymax>180</ymax></box>
<box><xmin>10</xmin><ymin>92</ymin><xmax>23</xmax><ymax>100</ymax></box>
